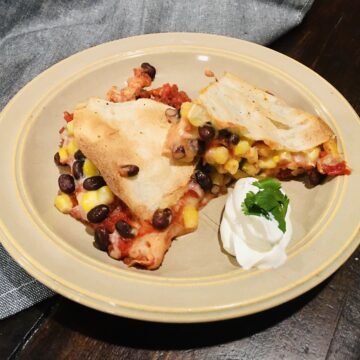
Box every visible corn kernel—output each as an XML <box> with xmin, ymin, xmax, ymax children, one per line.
<box><xmin>80</xmin><ymin>191</ymin><xmax>99</xmax><ymax>212</ymax></box>
<box><xmin>272</xmin><ymin>155</ymin><xmax>280</xmax><ymax>163</ymax></box>
<box><xmin>216</xmin><ymin>165</ymin><xmax>227</xmax><ymax>174</ymax></box>
<box><xmin>306</xmin><ymin>147</ymin><xmax>321</xmax><ymax>162</ymax></box>
<box><xmin>83</xmin><ymin>159</ymin><xmax>99</xmax><ymax>177</ymax></box>
<box><xmin>233</xmin><ymin>169</ymin><xmax>247</xmax><ymax>180</ymax></box>
<box><xmin>234</xmin><ymin>140</ymin><xmax>250</xmax><ymax>157</ymax></box>
<box><xmin>183</xmin><ymin>205</ymin><xmax>199</xmax><ymax>229</ymax></box>
<box><xmin>258</xmin><ymin>158</ymin><xmax>277</xmax><ymax>169</ymax></box>
<box><xmin>224</xmin><ymin>159</ymin><xmax>239</xmax><ymax>175</ymax></box>
<box><xmin>211</xmin><ymin>172</ymin><xmax>224</xmax><ymax>185</ymax></box>
<box><xmin>187</xmin><ymin>104</ymin><xmax>208</xmax><ymax>127</ymax></box>
<box><xmin>66</xmin><ymin>121</ymin><xmax>74</xmax><ymax>136</ymax></box>
<box><xmin>58</xmin><ymin>147</ymin><xmax>68</xmax><ymax>163</ymax></box>
<box><xmin>245</xmin><ymin>147</ymin><xmax>258</xmax><ymax>164</ymax></box>
<box><xmin>97</xmin><ymin>186</ymin><xmax>114</xmax><ymax>205</ymax></box>
<box><xmin>212</xmin><ymin>146</ymin><xmax>230</xmax><ymax>164</ymax></box>
<box><xmin>279</xmin><ymin>151</ymin><xmax>292</xmax><ymax>162</ymax></box>
<box><xmin>180</xmin><ymin>102</ymin><xmax>192</xmax><ymax>118</ymax></box>
<box><xmin>242</xmin><ymin>161</ymin><xmax>260</xmax><ymax>176</ymax></box>
<box><xmin>67</xmin><ymin>139</ymin><xmax>78</xmax><ymax>156</ymax></box>
<box><xmin>54</xmin><ymin>193</ymin><xmax>73</xmax><ymax>213</ymax></box>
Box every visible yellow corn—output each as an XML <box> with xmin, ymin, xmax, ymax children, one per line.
<box><xmin>214</xmin><ymin>165</ymin><xmax>227</xmax><ymax>174</ymax></box>
<box><xmin>66</xmin><ymin>121</ymin><xmax>74</xmax><ymax>136</ymax></box>
<box><xmin>211</xmin><ymin>172</ymin><xmax>224</xmax><ymax>186</ymax></box>
<box><xmin>242</xmin><ymin>161</ymin><xmax>260</xmax><ymax>176</ymax></box>
<box><xmin>245</xmin><ymin>147</ymin><xmax>258</xmax><ymax>164</ymax></box>
<box><xmin>83</xmin><ymin>159</ymin><xmax>99</xmax><ymax>177</ymax></box>
<box><xmin>279</xmin><ymin>151</ymin><xmax>292</xmax><ymax>162</ymax></box>
<box><xmin>233</xmin><ymin>169</ymin><xmax>247</xmax><ymax>180</ymax></box>
<box><xmin>272</xmin><ymin>155</ymin><xmax>280</xmax><ymax>163</ymax></box>
<box><xmin>258</xmin><ymin>158</ymin><xmax>277</xmax><ymax>169</ymax></box>
<box><xmin>80</xmin><ymin>191</ymin><xmax>99</xmax><ymax>212</ymax></box>
<box><xmin>97</xmin><ymin>186</ymin><xmax>114</xmax><ymax>205</ymax></box>
<box><xmin>54</xmin><ymin>193</ymin><xmax>73</xmax><ymax>213</ymax></box>
<box><xmin>67</xmin><ymin>139</ymin><xmax>78</xmax><ymax>156</ymax></box>
<box><xmin>58</xmin><ymin>147</ymin><xmax>68</xmax><ymax>163</ymax></box>
<box><xmin>187</xmin><ymin>104</ymin><xmax>209</xmax><ymax>127</ymax></box>
<box><xmin>306</xmin><ymin>147</ymin><xmax>321</xmax><ymax>162</ymax></box>
<box><xmin>183</xmin><ymin>205</ymin><xmax>199</xmax><ymax>229</ymax></box>
<box><xmin>209</xmin><ymin>146</ymin><xmax>229</xmax><ymax>165</ymax></box>
<box><xmin>180</xmin><ymin>102</ymin><xmax>192</xmax><ymax>118</ymax></box>
<box><xmin>224</xmin><ymin>159</ymin><xmax>239</xmax><ymax>175</ymax></box>
<box><xmin>323</xmin><ymin>138</ymin><xmax>339</xmax><ymax>156</ymax></box>
<box><xmin>234</xmin><ymin>140</ymin><xmax>250</xmax><ymax>157</ymax></box>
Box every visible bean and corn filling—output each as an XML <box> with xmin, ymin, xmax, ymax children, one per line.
<box><xmin>54</xmin><ymin>63</ymin><xmax>206</xmax><ymax>264</ymax></box>
<box><xmin>165</xmin><ymin>102</ymin><xmax>351</xmax><ymax>189</ymax></box>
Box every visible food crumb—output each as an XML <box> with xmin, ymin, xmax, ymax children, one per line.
<box><xmin>204</xmin><ymin>69</ymin><xmax>215</xmax><ymax>77</ymax></box>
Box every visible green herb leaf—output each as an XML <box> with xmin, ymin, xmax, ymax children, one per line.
<box><xmin>253</xmin><ymin>178</ymin><xmax>281</xmax><ymax>191</ymax></box>
<box><xmin>242</xmin><ymin>178</ymin><xmax>289</xmax><ymax>233</ymax></box>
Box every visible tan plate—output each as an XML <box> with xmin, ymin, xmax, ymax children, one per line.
<box><xmin>0</xmin><ymin>33</ymin><xmax>359</xmax><ymax>323</ymax></box>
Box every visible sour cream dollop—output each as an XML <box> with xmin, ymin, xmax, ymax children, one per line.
<box><xmin>220</xmin><ymin>177</ymin><xmax>292</xmax><ymax>270</ymax></box>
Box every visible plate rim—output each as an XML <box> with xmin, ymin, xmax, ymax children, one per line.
<box><xmin>0</xmin><ymin>32</ymin><xmax>359</xmax><ymax>323</ymax></box>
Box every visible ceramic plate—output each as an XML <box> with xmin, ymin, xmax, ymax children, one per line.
<box><xmin>0</xmin><ymin>33</ymin><xmax>359</xmax><ymax>323</ymax></box>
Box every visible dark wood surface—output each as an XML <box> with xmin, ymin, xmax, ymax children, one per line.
<box><xmin>1</xmin><ymin>0</ymin><xmax>359</xmax><ymax>359</ymax></box>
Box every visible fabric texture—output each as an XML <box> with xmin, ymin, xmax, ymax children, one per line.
<box><xmin>0</xmin><ymin>0</ymin><xmax>314</xmax><ymax>319</ymax></box>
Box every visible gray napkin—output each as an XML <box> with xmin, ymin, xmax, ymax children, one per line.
<box><xmin>0</xmin><ymin>0</ymin><xmax>314</xmax><ymax>319</ymax></box>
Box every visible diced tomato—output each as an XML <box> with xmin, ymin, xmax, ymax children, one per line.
<box><xmin>63</xmin><ymin>111</ymin><xmax>74</xmax><ymax>122</ymax></box>
<box><xmin>139</xmin><ymin>83</ymin><xmax>191</xmax><ymax>109</ymax></box>
<box><xmin>322</xmin><ymin>161</ymin><xmax>351</xmax><ymax>176</ymax></box>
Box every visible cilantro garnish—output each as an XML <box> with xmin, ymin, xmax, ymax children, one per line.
<box><xmin>241</xmin><ymin>178</ymin><xmax>289</xmax><ymax>233</ymax></box>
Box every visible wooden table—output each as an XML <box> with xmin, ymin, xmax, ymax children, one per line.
<box><xmin>1</xmin><ymin>0</ymin><xmax>359</xmax><ymax>358</ymax></box>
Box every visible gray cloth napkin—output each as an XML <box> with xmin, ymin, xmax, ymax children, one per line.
<box><xmin>0</xmin><ymin>0</ymin><xmax>314</xmax><ymax>319</ymax></box>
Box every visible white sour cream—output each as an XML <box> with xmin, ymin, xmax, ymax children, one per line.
<box><xmin>220</xmin><ymin>177</ymin><xmax>292</xmax><ymax>270</ymax></box>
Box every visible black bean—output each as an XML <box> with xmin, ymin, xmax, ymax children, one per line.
<box><xmin>74</xmin><ymin>149</ymin><xmax>86</xmax><ymax>161</ymax></box>
<box><xmin>276</xmin><ymin>169</ymin><xmax>293</xmax><ymax>181</ymax></box>
<box><xmin>87</xmin><ymin>204</ymin><xmax>109</xmax><ymax>223</ymax></box>
<box><xmin>194</xmin><ymin>170</ymin><xmax>213</xmax><ymax>192</ymax></box>
<box><xmin>152</xmin><ymin>208</ymin><xmax>172</xmax><ymax>230</ymax></box>
<box><xmin>54</xmin><ymin>152</ymin><xmax>62</xmax><ymax>166</ymax></box>
<box><xmin>83</xmin><ymin>176</ymin><xmax>106</xmax><ymax>191</ymax></box>
<box><xmin>218</xmin><ymin>128</ymin><xmax>232</xmax><ymax>140</ymax></box>
<box><xmin>172</xmin><ymin>145</ymin><xmax>186</xmax><ymax>160</ymax></box>
<box><xmin>115</xmin><ymin>220</ymin><xmax>136</xmax><ymax>239</ymax></box>
<box><xmin>229</xmin><ymin>133</ymin><xmax>240</xmax><ymax>145</ymax></box>
<box><xmin>72</xmin><ymin>160</ymin><xmax>84</xmax><ymax>180</ymax></box>
<box><xmin>119</xmin><ymin>165</ymin><xmax>139</xmax><ymax>177</ymax></box>
<box><xmin>141</xmin><ymin>62</ymin><xmax>156</xmax><ymax>80</ymax></box>
<box><xmin>198</xmin><ymin>125</ymin><xmax>215</xmax><ymax>141</ymax></box>
<box><xmin>58</xmin><ymin>174</ymin><xmax>75</xmax><ymax>194</ymax></box>
<box><xmin>196</xmin><ymin>162</ymin><xmax>213</xmax><ymax>174</ymax></box>
<box><xmin>308</xmin><ymin>168</ymin><xmax>325</xmax><ymax>186</ymax></box>
<box><xmin>218</xmin><ymin>128</ymin><xmax>240</xmax><ymax>145</ymax></box>
<box><xmin>197</xmin><ymin>140</ymin><xmax>206</xmax><ymax>156</ymax></box>
<box><xmin>94</xmin><ymin>228</ymin><xmax>110</xmax><ymax>251</ymax></box>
